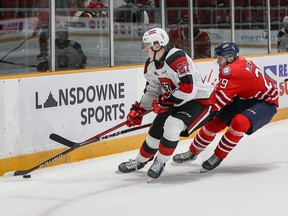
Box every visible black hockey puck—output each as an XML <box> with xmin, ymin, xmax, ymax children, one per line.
<box><xmin>23</xmin><ymin>174</ymin><xmax>31</xmax><ymax>178</ymax></box>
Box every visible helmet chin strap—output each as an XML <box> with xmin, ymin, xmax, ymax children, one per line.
<box><xmin>151</xmin><ymin>46</ymin><xmax>163</xmax><ymax>61</ymax></box>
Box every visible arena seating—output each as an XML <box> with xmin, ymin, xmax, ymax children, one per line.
<box><xmin>0</xmin><ymin>0</ymin><xmax>21</xmax><ymax>19</ymax></box>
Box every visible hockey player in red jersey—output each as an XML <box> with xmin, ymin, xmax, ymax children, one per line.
<box><xmin>118</xmin><ymin>28</ymin><xmax>215</xmax><ymax>179</ymax></box>
<box><xmin>173</xmin><ymin>41</ymin><xmax>279</xmax><ymax>172</ymax></box>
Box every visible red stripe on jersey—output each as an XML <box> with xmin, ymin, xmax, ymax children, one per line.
<box><xmin>179</xmin><ymin>82</ymin><xmax>193</xmax><ymax>93</ymax></box>
<box><xmin>267</xmin><ymin>88</ymin><xmax>279</xmax><ymax>102</ymax></box>
<box><xmin>187</xmin><ymin>105</ymin><xmax>212</xmax><ymax>134</ymax></box>
<box><xmin>144</xmin><ymin>64</ymin><xmax>148</xmax><ymax>74</ymax></box>
<box><xmin>216</xmin><ymin>90</ymin><xmax>231</xmax><ymax>103</ymax></box>
<box><xmin>215</xmin><ymin>90</ymin><xmax>232</xmax><ymax>110</ymax></box>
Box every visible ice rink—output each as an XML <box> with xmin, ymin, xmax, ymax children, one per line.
<box><xmin>1</xmin><ymin>119</ymin><xmax>288</xmax><ymax>216</ymax></box>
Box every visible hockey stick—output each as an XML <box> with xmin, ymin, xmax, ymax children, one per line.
<box><xmin>50</xmin><ymin>122</ymin><xmax>152</xmax><ymax>148</ymax></box>
<box><xmin>0</xmin><ymin>35</ymin><xmax>35</xmax><ymax>61</ymax></box>
<box><xmin>0</xmin><ymin>59</ymin><xmax>37</xmax><ymax>68</ymax></box>
<box><xmin>4</xmin><ymin>123</ymin><xmax>151</xmax><ymax>176</ymax></box>
<box><xmin>50</xmin><ymin>121</ymin><xmax>128</xmax><ymax>148</ymax></box>
<box><xmin>265</xmin><ymin>68</ymin><xmax>288</xmax><ymax>82</ymax></box>
<box><xmin>51</xmin><ymin>111</ymin><xmax>152</xmax><ymax>147</ymax></box>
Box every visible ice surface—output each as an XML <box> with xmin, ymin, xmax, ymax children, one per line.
<box><xmin>1</xmin><ymin>120</ymin><xmax>288</xmax><ymax>216</ymax></box>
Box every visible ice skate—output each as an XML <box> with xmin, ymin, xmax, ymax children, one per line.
<box><xmin>172</xmin><ymin>150</ymin><xmax>198</xmax><ymax>164</ymax></box>
<box><xmin>118</xmin><ymin>157</ymin><xmax>153</xmax><ymax>173</ymax></box>
<box><xmin>147</xmin><ymin>158</ymin><xmax>165</xmax><ymax>179</ymax></box>
<box><xmin>200</xmin><ymin>154</ymin><xmax>223</xmax><ymax>173</ymax></box>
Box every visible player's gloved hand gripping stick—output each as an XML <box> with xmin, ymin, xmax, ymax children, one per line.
<box><xmin>126</xmin><ymin>101</ymin><xmax>147</xmax><ymax>127</ymax></box>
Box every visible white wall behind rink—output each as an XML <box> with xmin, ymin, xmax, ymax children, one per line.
<box><xmin>0</xmin><ymin>54</ymin><xmax>287</xmax><ymax>159</ymax></box>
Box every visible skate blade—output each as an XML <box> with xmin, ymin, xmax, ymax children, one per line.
<box><xmin>2</xmin><ymin>171</ymin><xmax>16</xmax><ymax>177</ymax></box>
<box><xmin>146</xmin><ymin>178</ymin><xmax>154</xmax><ymax>184</ymax></box>
<box><xmin>146</xmin><ymin>177</ymin><xmax>158</xmax><ymax>184</ymax></box>
<box><xmin>147</xmin><ymin>171</ymin><xmax>164</xmax><ymax>183</ymax></box>
<box><xmin>200</xmin><ymin>168</ymin><xmax>209</xmax><ymax>173</ymax></box>
<box><xmin>115</xmin><ymin>170</ymin><xmax>123</xmax><ymax>174</ymax></box>
<box><xmin>115</xmin><ymin>170</ymin><xmax>137</xmax><ymax>174</ymax></box>
<box><xmin>170</xmin><ymin>161</ymin><xmax>192</xmax><ymax>166</ymax></box>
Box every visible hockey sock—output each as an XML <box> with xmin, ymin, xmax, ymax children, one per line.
<box><xmin>215</xmin><ymin>114</ymin><xmax>251</xmax><ymax>159</ymax></box>
<box><xmin>157</xmin><ymin>137</ymin><xmax>178</xmax><ymax>163</ymax></box>
<box><xmin>157</xmin><ymin>116</ymin><xmax>184</xmax><ymax>163</ymax></box>
<box><xmin>137</xmin><ymin>135</ymin><xmax>159</xmax><ymax>163</ymax></box>
<box><xmin>190</xmin><ymin>116</ymin><xmax>227</xmax><ymax>154</ymax></box>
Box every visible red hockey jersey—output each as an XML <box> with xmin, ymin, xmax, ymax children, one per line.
<box><xmin>214</xmin><ymin>57</ymin><xmax>279</xmax><ymax>111</ymax></box>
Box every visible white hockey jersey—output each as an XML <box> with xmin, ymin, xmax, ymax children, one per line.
<box><xmin>140</xmin><ymin>48</ymin><xmax>214</xmax><ymax>110</ymax></box>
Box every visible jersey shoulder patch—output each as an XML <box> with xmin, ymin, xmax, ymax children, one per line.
<box><xmin>223</xmin><ymin>58</ymin><xmax>247</xmax><ymax>76</ymax></box>
<box><xmin>221</xmin><ymin>66</ymin><xmax>232</xmax><ymax>75</ymax></box>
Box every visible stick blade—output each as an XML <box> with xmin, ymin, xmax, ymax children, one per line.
<box><xmin>14</xmin><ymin>170</ymin><xmax>31</xmax><ymax>176</ymax></box>
<box><xmin>3</xmin><ymin>170</ymin><xmax>33</xmax><ymax>177</ymax></box>
<box><xmin>49</xmin><ymin>133</ymin><xmax>75</xmax><ymax>147</ymax></box>
<box><xmin>2</xmin><ymin>171</ymin><xmax>16</xmax><ymax>177</ymax></box>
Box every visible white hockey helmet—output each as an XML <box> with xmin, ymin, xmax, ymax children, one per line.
<box><xmin>283</xmin><ymin>16</ymin><xmax>288</xmax><ymax>28</ymax></box>
<box><xmin>143</xmin><ymin>28</ymin><xmax>169</xmax><ymax>47</ymax></box>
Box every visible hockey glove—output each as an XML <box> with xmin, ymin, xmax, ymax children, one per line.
<box><xmin>152</xmin><ymin>94</ymin><xmax>174</xmax><ymax>114</ymax></box>
<box><xmin>126</xmin><ymin>101</ymin><xmax>147</xmax><ymax>127</ymax></box>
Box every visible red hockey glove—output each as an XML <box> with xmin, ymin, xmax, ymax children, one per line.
<box><xmin>152</xmin><ymin>94</ymin><xmax>174</xmax><ymax>114</ymax></box>
<box><xmin>126</xmin><ymin>101</ymin><xmax>147</xmax><ymax>127</ymax></box>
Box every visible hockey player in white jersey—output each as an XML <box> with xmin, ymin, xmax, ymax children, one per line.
<box><xmin>118</xmin><ymin>28</ymin><xmax>215</xmax><ymax>179</ymax></box>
